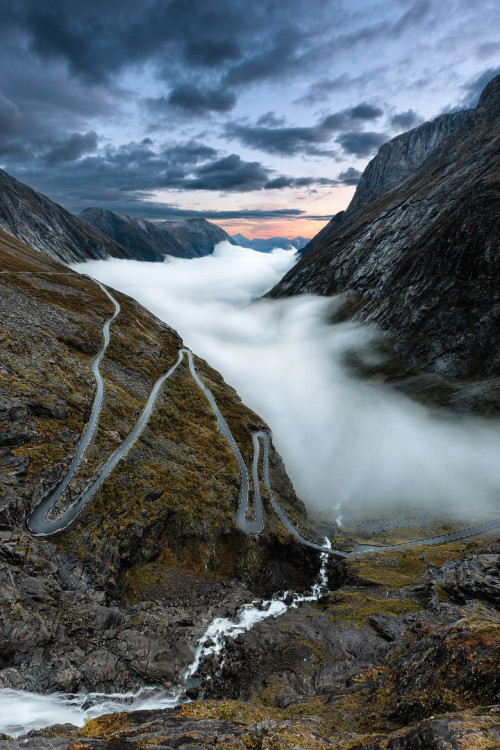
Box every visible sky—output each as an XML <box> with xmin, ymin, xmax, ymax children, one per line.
<box><xmin>0</xmin><ymin>0</ymin><xmax>498</xmax><ymax>238</ymax></box>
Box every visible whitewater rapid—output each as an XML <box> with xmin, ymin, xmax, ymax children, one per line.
<box><xmin>0</xmin><ymin>543</ymin><xmax>331</xmax><ymax>738</ymax></box>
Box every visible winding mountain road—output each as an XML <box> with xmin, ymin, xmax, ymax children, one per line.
<box><xmin>27</xmin><ymin>282</ymin><xmax>499</xmax><ymax>557</ymax></box>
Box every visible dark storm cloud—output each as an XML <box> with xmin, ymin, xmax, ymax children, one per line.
<box><xmin>76</xmin><ymin>203</ymin><xmax>319</xmax><ymax>221</ymax></box>
<box><xmin>226</xmin><ymin>122</ymin><xmax>334</xmax><ymax>156</ymax></box>
<box><xmin>164</xmin><ymin>84</ymin><xmax>236</xmax><ymax>114</ymax></box>
<box><xmin>44</xmin><ymin>130</ymin><xmax>98</xmax><ymax>165</ymax></box>
<box><xmin>183</xmin><ymin>38</ymin><xmax>242</xmax><ymax>67</ymax></box>
<box><xmin>336</xmin><ymin>131</ymin><xmax>389</xmax><ymax>158</ymax></box>
<box><xmin>159</xmin><ymin>141</ymin><xmax>218</xmax><ymax>164</ymax></box>
<box><xmin>4</xmin><ymin>130</ymin><xmax>338</xmax><ymax>210</ymax></box>
<box><xmin>264</xmin><ymin>176</ymin><xmax>337</xmax><ymax>190</ymax></box>
<box><xmin>389</xmin><ymin>109</ymin><xmax>424</xmax><ymax>131</ymax></box>
<box><xmin>459</xmin><ymin>66</ymin><xmax>500</xmax><ymax>107</ymax></box>
<box><xmin>348</xmin><ymin>103</ymin><xmax>382</xmax><ymax>120</ymax></box>
<box><xmin>337</xmin><ymin>167</ymin><xmax>361</xmax><ymax>185</ymax></box>
<box><xmin>223</xmin><ymin>29</ymin><xmax>302</xmax><ymax>87</ymax></box>
<box><xmin>4</xmin><ymin>0</ymin><xmax>324</xmax><ymax>87</ymax></box>
<box><xmin>184</xmin><ymin>154</ymin><xmax>271</xmax><ymax>192</ymax></box>
<box><xmin>226</xmin><ymin>104</ymin><xmax>385</xmax><ymax>156</ymax></box>
<box><xmin>256</xmin><ymin>112</ymin><xmax>287</xmax><ymax>128</ymax></box>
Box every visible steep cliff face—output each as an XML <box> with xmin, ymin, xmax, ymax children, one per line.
<box><xmin>271</xmin><ymin>76</ymin><xmax>500</xmax><ymax>381</ymax></box>
<box><xmin>301</xmin><ymin>110</ymin><xmax>471</xmax><ymax>259</ymax></box>
<box><xmin>0</xmin><ymin>230</ymin><xmax>319</xmax><ymax>693</ymax></box>
<box><xmin>0</xmin><ymin>169</ymin><xmax>133</xmax><ymax>264</ymax></box>
<box><xmin>345</xmin><ymin>109</ymin><xmax>471</xmax><ymax>218</ymax></box>
<box><xmin>81</xmin><ymin>209</ymin><xmax>236</xmax><ymax>260</ymax></box>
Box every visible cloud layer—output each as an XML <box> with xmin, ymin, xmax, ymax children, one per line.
<box><xmin>73</xmin><ymin>246</ymin><xmax>500</xmax><ymax>520</ymax></box>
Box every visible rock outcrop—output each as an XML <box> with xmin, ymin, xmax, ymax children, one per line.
<box><xmin>0</xmin><ymin>169</ymin><xmax>133</xmax><ymax>264</ymax></box>
<box><xmin>81</xmin><ymin>209</ymin><xmax>236</xmax><ymax>260</ymax></box>
<box><xmin>270</xmin><ymin>75</ymin><xmax>500</xmax><ymax>382</ymax></box>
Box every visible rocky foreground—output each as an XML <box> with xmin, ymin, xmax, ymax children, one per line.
<box><xmin>0</xmin><ymin>531</ymin><xmax>498</xmax><ymax>749</ymax></box>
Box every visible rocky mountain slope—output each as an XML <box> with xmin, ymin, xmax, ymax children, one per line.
<box><xmin>0</xmin><ymin>169</ymin><xmax>134</xmax><ymax>264</ymax></box>
<box><xmin>0</xmin><ymin>229</ymin><xmax>320</xmax><ymax>695</ymax></box>
<box><xmin>300</xmin><ymin>109</ymin><xmax>471</xmax><ymax>258</ymax></box>
<box><xmin>81</xmin><ymin>208</ymin><xmax>236</xmax><ymax>260</ymax></box>
<box><xmin>270</xmin><ymin>75</ymin><xmax>500</xmax><ymax>385</ymax></box>
<box><xmin>158</xmin><ymin>217</ymin><xmax>236</xmax><ymax>256</ymax></box>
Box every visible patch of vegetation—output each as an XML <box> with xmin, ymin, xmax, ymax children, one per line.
<box><xmin>326</xmin><ymin>590</ymin><xmax>421</xmax><ymax>627</ymax></box>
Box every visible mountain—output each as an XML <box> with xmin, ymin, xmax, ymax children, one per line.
<box><xmin>270</xmin><ymin>75</ymin><xmax>500</xmax><ymax>384</ymax></box>
<box><xmin>0</xmin><ymin>168</ymin><xmax>134</xmax><ymax>264</ymax></box>
<box><xmin>158</xmin><ymin>217</ymin><xmax>237</xmax><ymax>256</ymax></box>
<box><xmin>0</xmin><ymin>229</ymin><xmax>317</xmax><ymax>694</ymax></box>
<box><xmin>81</xmin><ymin>208</ymin><xmax>236</xmax><ymax>260</ymax></box>
<box><xmin>232</xmin><ymin>234</ymin><xmax>310</xmax><ymax>251</ymax></box>
<box><xmin>300</xmin><ymin>109</ymin><xmax>471</xmax><ymax>258</ymax></box>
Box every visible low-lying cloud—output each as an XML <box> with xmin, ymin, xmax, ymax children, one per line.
<box><xmin>74</xmin><ymin>244</ymin><xmax>500</xmax><ymax>523</ymax></box>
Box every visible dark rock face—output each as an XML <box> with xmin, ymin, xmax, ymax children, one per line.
<box><xmin>0</xmin><ymin>169</ymin><xmax>133</xmax><ymax>264</ymax></box>
<box><xmin>299</xmin><ymin>210</ymin><xmax>345</xmax><ymax>257</ymax></box>
<box><xmin>81</xmin><ymin>208</ymin><xmax>236</xmax><ymax>260</ymax></box>
<box><xmin>300</xmin><ymin>110</ymin><xmax>470</xmax><ymax>258</ymax></box>
<box><xmin>271</xmin><ymin>76</ymin><xmax>500</xmax><ymax>380</ymax></box>
<box><xmin>346</xmin><ymin>110</ymin><xmax>471</xmax><ymax>218</ymax></box>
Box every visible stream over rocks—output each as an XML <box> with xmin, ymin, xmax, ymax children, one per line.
<box><xmin>0</xmin><ymin>544</ymin><xmax>331</xmax><ymax>738</ymax></box>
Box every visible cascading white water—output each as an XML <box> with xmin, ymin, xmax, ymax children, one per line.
<box><xmin>0</xmin><ymin>686</ymin><xmax>179</xmax><ymax>738</ymax></box>
<box><xmin>184</xmin><ymin>538</ymin><xmax>331</xmax><ymax>680</ymax></box>
<box><xmin>0</xmin><ymin>542</ymin><xmax>331</xmax><ymax>738</ymax></box>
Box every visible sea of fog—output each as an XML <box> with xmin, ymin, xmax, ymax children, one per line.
<box><xmin>71</xmin><ymin>241</ymin><xmax>500</xmax><ymax>521</ymax></box>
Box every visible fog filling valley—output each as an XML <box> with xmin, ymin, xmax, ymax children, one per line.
<box><xmin>73</xmin><ymin>242</ymin><xmax>500</xmax><ymax>522</ymax></box>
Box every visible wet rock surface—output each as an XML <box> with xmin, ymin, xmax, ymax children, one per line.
<box><xmin>0</xmin><ymin>536</ymin><xmax>498</xmax><ymax>748</ymax></box>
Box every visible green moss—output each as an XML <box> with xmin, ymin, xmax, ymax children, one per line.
<box><xmin>346</xmin><ymin>540</ymin><xmax>486</xmax><ymax>589</ymax></box>
<box><xmin>326</xmin><ymin>590</ymin><xmax>421</xmax><ymax>626</ymax></box>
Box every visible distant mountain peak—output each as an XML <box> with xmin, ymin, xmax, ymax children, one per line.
<box><xmin>232</xmin><ymin>235</ymin><xmax>310</xmax><ymax>252</ymax></box>
<box><xmin>81</xmin><ymin>208</ymin><xmax>236</xmax><ymax>260</ymax></box>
